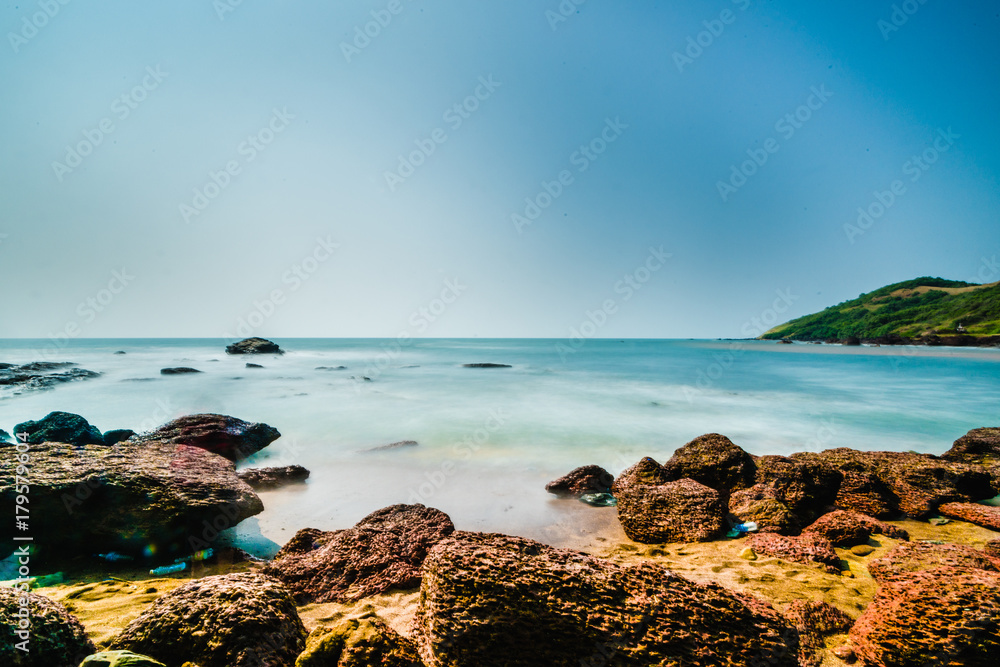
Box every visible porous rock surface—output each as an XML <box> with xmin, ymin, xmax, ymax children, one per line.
<box><xmin>616</xmin><ymin>477</ymin><xmax>725</xmax><ymax>543</ymax></box>
<box><xmin>133</xmin><ymin>413</ymin><xmax>281</xmax><ymax>461</ymax></box>
<box><xmin>866</xmin><ymin>541</ymin><xmax>1000</xmax><ymax>583</ymax></box>
<box><xmin>0</xmin><ymin>588</ymin><xmax>95</xmax><ymax>667</ymax></box>
<box><xmin>938</xmin><ymin>501</ymin><xmax>1000</xmax><ymax>531</ymax></box>
<box><xmin>545</xmin><ymin>464</ymin><xmax>614</xmax><ymax>497</ymax></box>
<box><xmin>745</xmin><ymin>533</ymin><xmax>842</xmax><ymax>574</ymax></box>
<box><xmin>802</xmin><ymin>510</ymin><xmax>909</xmax><ymax>547</ymax></box>
<box><xmin>295</xmin><ymin>616</ymin><xmax>422</xmax><ymax>667</ymax></box>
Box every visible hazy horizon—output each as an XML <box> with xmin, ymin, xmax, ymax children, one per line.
<box><xmin>3</xmin><ymin>2</ymin><xmax>998</xmax><ymax>340</ymax></box>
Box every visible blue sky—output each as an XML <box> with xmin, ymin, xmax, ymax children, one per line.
<box><xmin>1</xmin><ymin>0</ymin><xmax>998</xmax><ymax>338</ymax></box>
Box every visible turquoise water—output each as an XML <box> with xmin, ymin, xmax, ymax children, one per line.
<box><xmin>2</xmin><ymin>338</ymin><xmax>998</xmax><ymax>554</ymax></box>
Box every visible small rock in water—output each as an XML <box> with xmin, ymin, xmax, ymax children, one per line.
<box><xmin>226</xmin><ymin>337</ymin><xmax>284</xmax><ymax>355</ymax></box>
<box><xmin>246</xmin><ymin>363</ymin><xmax>264</xmax><ymax>368</ymax></box>
<box><xmin>160</xmin><ymin>367</ymin><xmax>202</xmax><ymax>375</ymax></box>
<box><xmin>462</xmin><ymin>362</ymin><xmax>512</xmax><ymax>368</ymax></box>
<box><xmin>363</xmin><ymin>440</ymin><xmax>419</xmax><ymax>452</ymax></box>
<box><xmin>579</xmin><ymin>492</ymin><xmax>617</xmax><ymax>507</ymax></box>
<box><xmin>103</xmin><ymin>429</ymin><xmax>136</xmax><ymax>445</ymax></box>
<box><xmin>315</xmin><ymin>365</ymin><xmax>347</xmax><ymax>370</ymax></box>
<box><xmin>13</xmin><ymin>411</ymin><xmax>105</xmax><ymax>447</ymax></box>
<box><xmin>114</xmin><ymin>350</ymin><xmax>127</xmax><ymax>355</ymax></box>
<box><xmin>850</xmin><ymin>545</ymin><xmax>875</xmax><ymax>556</ymax></box>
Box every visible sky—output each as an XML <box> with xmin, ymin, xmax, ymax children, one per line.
<box><xmin>1</xmin><ymin>0</ymin><xmax>998</xmax><ymax>339</ymax></box>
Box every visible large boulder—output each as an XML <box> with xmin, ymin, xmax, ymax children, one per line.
<box><xmin>753</xmin><ymin>455</ymin><xmax>842</xmax><ymax>525</ymax></box>
<box><xmin>942</xmin><ymin>427</ymin><xmax>1000</xmax><ymax>464</ymax></box>
<box><xmin>802</xmin><ymin>510</ymin><xmax>909</xmax><ymax>547</ymax></box>
<box><xmin>0</xmin><ymin>440</ymin><xmax>262</xmax><ymax>560</ymax></box>
<box><xmin>938</xmin><ymin>501</ymin><xmax>1000</xmax><ymax>531</ymax></box>
<box><xmin>295</xmin><ymin>616</ymin><xmax>422</xmax><ymax>667</ymax></box>
<box><xmin>792</xmin><ymin>448</ymin><xmax>995</xmax><ymax>518</ymax></box>
<box><xmin>11</xmin><ymin>411</ymin><xmax>104</xmax><ymax>447</ymax></box>
<box><xmin>0</xmin><ymin>587</ymin><xmax>95</xmax><ymax>667</ymax></box>
<box><xmin>134</xmin><ymin>413</ymin><xmax>280</xmax><ymax>461</ymax></box>
<box><xmin>867</xmin><ymin>541</ymin><xmax>1000</xmax><ymax>583</ymax></box>
<box><xmin>611</xmin><ymin>456</ymin><xmax>670</xmax><ymax>494</ymax></box>
<box><xmin>416</xmin><ymin>532</ymin><xmax>801</xmax><ymax>667</ymax></box>
<box><xmin>616</xmin><ymin>477</ymin><xmax>725</xmax><ymax>543</ymax></box>
<box><xmin>237</xmin><ymin>464</ymin><xmax>310</xmax><ymax>490</ymax></box>
<box><xmin>544</xmin><ymin>464</ymin><xmax>613</xmax><ymax>497</ymax></box>
<box><xmin>850</xmin><ymin>566</ymin><xmax>1000</xmax><ymax>666</ymax></box>
<box><xmin>833</xmin><ymin>471</ymin><xmax>898</xmax><ymax>519</ymax></box>
<box><xmin>729</xmin><ymin>484</ymin><xmax>799</xmax><ymax>534</ymax></box>
<box><xmin>264</xmin><ymin>504</ymin><xmax>455</xmax><ymax>604</ymax></box>
<box><xmin>110</xmin><ymin>573</ymin><xmax>306</xmax><ymax>667</ymax></box>
<box><xmin>661</xmin><ymin>433</ymin><xmax>757</xmax><ymax>495</ymax></box>
<box><xmin>745</xmin><ymin>533</ymin><xmax>842</xmax><ymax>574</ymax></box>
<box><xmin>225</xmin><ymin>337</ymin><xmax>284</xmax><ymax>355</ymax></box>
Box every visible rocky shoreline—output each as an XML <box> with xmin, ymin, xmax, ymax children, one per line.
<box><xmin>774</xmin><ymin>333</ymin><xmax>1000</xmax><ymax>347</ymax></box>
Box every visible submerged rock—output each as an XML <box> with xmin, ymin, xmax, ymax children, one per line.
<box><xmin>0</xmin><ymin>440</ymin><xmax>262</xmax><ymax>558</ymax></box>
<box><xmin>803</xmin><ymin>510</ymin><xmax>909</xmax><ymax>547</ymax></box>
<box><xmin>160</xmin><ymin>367</ymin><xmax>202</xmax><ymax>375</ymax></box>
<box><xmin>661</xmin><ymin>433</ymin><xmax>757</xmax><ymax>496</ymax></box>
<box><xmin>745</xmin><ymin>533</ymin><xmax>842</xmax><ymax>574</ymax></box>
<box><xmin>938</xmin><ymin>501</ymin><xmax>1000</xmax><ymax>531</ymax></box>
<box><xmin>545</xmin><ymin>464</ymin><xmax>614</xmax><ymax>497</ymax></box>
<box><xmin>134</xmin><ymin>413</ymin><xmax>281</xmax><ymax>461</ymax></box>
<box><xmin>0</xmin><ymin>361</ymin><xmax>101</xmax><ymax>395</ymax></box>
<box><xmin>616</xmin><ymin>477</ymin><xmax>725</xmax><ymax>543</ymax></box>
<box><xmin>226</xmin><ymin>337</ymin><xmax>284</xmax><ymax>355</ymax></box>
<box><xmin>416</xmin><ymin>532</ymin><xmax>801</xmax><ymax>667</ymax></box>
<box><xmin>461</xmin><ymin>363</ymin><xmax>511</xmax><ymax>368</ymax></box>
<box><xmin>264</xmin><ymin>504</ymin><xmax>455</xmax><ymax>604</ymax></box>
<box><xmin>110</xmin><ymin>572</ymin><xmax>306</xmax><ymax>667</ymax></box>
<box><xmin>12</xmin><ymin>411</ymin><xmax>104</xmax><ymax>447</ymax></box>
<box><xmin>237</xmin><ymin>464</ymin><xmax>310</xmax><ymax>490</ymax></box>
<box><xmin>296</xmin><ymin>616</ymin><xmax>422</xmax><ymax>667</ymax></box>
<box><xmin>362</xmin><ymin>440</ymin><xmax>418</xmax><ymax>453</ymax></box>
<box><xmin>850</xmin><ymin>566</ymin><xmax>1000</xmax><ymax>666</ymax></box>
<box><xmin>0</xmin><ymin>587</ymin><xmax>96</xmax><ymax>667</ymax></box>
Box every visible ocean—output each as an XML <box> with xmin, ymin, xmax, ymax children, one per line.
<box><xmin>2</xmin><ymin>338</ymin><xmax>998</xmax><ymax>556</ymax></box>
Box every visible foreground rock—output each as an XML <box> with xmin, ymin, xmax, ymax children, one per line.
<box><xmin>942</xmin><ymin>426</ymin><xmax>1000</xmax><ymax>465</ymax></box>
<box><xmin>616</xmin><ymin>477</ymin><xmax>725</xmax><ymax>543</ymax></box>
<box><xmin>745</xmin><ymin>533</ymin><xmax>842</xmax><ymax>574</ymax></box>
<box><xmin>784</xmin><ymin>600</ymin><xmax>854</xmax><ymax>667</ymax></box>
<box><xmin>938</xmin><ymin>501</ymin><xmax>1000</xmax><ymax>530</ymax></box>
<box><xmin>237</xmin><ymin>464</ymin><xmax>310</xmax><ymax>490</ymax></box>
<box><xmin>111</xmin><ymin>573</ymin><xmax>306</xmax><ymax>667</ymax></box>
<box><xmin>661</xmin><ymin>433</ymin><xmax>757</xmax><ymax>497</ymax></box>
<box><xmin>226</xmin><ymin>337</ymin><xmax>284</xmax><ymax>354</ymax></box>
<box><xmin>296</xmin><ymin>616</ymin><xmax>422</xmax><ymax>667</ymax></box>
<box><xmin>12</xmin><ymin>411</ymin><xmax>104</xmax><ymax>447</ymax></box>
<box><xmin>850</xmin><ymin>566</ymin><xmax>1000</xmax><ymax>666</ymax></box>
<box><xmin>0</xmin><ymin>440</ymin><xmax>262</xmax><ymax>558</ymax></box>
<box><xmin>792</xmin><ymin>448</ymin><xmax>996</xmax><ymax>518</ymax></box>
<box><xmin>752</xmin><ymin>455</ymin><xmax>842</xmax><ymax>528</ymax></box>
<box><xmin>417</xmin><ymin>532</ymin><xmax>801</xmax><ymax>667</ymax></box>
<box><xmin>80</xmin><ymin>651</ymin><xmax>165</xmax><ymax>666</ymax></box>
<box><xmin>545</xmin><ymin>464</ymin><xmax>613</xmax><ymax>497</ymax></box>
<box><xmin>0</xmin><ymin>587</ymin><xmax>95</xmax><ymax>667</ymax></box>
<box><xmin>0</xmin><ymin>361</ymin><xmax>101</xmax><ymax>395</ymax></box>
<box><xmin>803</xmin><ymin>510</ymin><xmax>909</xmax><ymax>547</ymax></box>
<box><xmin>264</xmin><ymin>504</ymin><xmax>455</xmax><ymax>603</ymax></box>
<box><xmin>134</xmin><ymin>413</ymin><xmax>281</xmax><ymax>461</ymax></box>
<box><xmin>867</xmin><ymin>541</ymin><xmax>1000</xmax><ymax>583</ymax></box>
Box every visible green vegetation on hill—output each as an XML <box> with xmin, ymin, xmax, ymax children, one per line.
<box><xmin>761</xmin><ymin>277</ymin><xmax>1000</xmax><ymax>340</ymax></box>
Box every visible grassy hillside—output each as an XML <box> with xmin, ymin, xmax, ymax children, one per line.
<box><xmin>761</xmin><ymin>277</ymin><xmax>1000</xmax><ymax>340</ymax></box>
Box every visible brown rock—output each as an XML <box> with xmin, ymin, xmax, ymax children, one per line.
<box><xmin>792</xmin><ymin>448</ymin><xmax>994</xmax><ymax>518</ymax></box>
<box><xmin>135</xmin><ymin>413</ymin><xmax>281</xmax><ymax>461</ymax></box>
<box><xmin>867</xmin><ymin>541</ymin><xmax>1000</xmax><ymax>583</ymax></box>
<box><xmin>263</xmin><ymin>504</ymin><xmax>455</xmax><ymax>603</ymax></box>
<box><xmin>850</xmin><ymin>566</ymin><xmax>1000</xmax><ymax>666</ymax></box>
<box><xmin>938</xmin><ymin>501</ymin><xmax>1000</xmax><ymax>531</ymax></box>
<box><xmin>616</xmin><ymin>477</ymin><xmax>725</xmax><ymax>543</ymax></box>
<box><xmin>729</xmin><ymin>484</ymin><xmax>800</xmax><ymax>534</ymax></box>
<box><xmin>545</xmin><ymin>464</ymin><xmax>614</xmax><ymax>497</ymax></box>
<box><xmin>296</xmin><ymin>616</ymin><xmax>422</xmax><ymax>667</ymax></box>
<box><xmin>942</xmin><ymin>426</ymin><xmax>1000</xmax><ymax>465</ymax></box>
<box><xmin>833</xmin><ymin>471</ymin><xmax>898</xmax><ymax>519</ymax></box>
<box><xmin>784</xmin><ymin>600</ymin><xmax>854</xmax><ymax>667</ymax></box>
<box><xmin>746</xmin><ymin>533</ymin><xmax>842</xmax><ymax>574</ymax></box>
<box><xmin>661</xmin><ymin>433</ymin><xmax>757</xmax><ymax>495</ymax></box>
<box><xmin>0</xmin><ymin>588</ymin><xmax>96</xmax><ymax>667</ymax></box>
<box><xmin>803</xmin><ymin>510</ymin><xmax>909</xmax><ymax>547</ymax></box>
<box><xmin>755</xmin><ymin>455</ymin><xmax>843</xmax><ymax>520</ymax></box>
<box><xmin>110</xmin><ymin>572</ymin><xmax>306</xmax><ymax>667</ymax></box>
<box><xmin>986</xmin><ymin>539</ymin><xmax>1000</xmax><ymax>559</ymax></box>
<box><xmin>611</xmin><ymin>456</ymin><xmax>670</xmax><ymax>494</ymax></box>
<box><xmin>237</xmin><ymin>464</ymin><xmax>310</xmax><ymax>490</ymax></box>
<box><xmin>416</xmin><ymin>532</ymin><xmax>801</xmax><ymax>667</ymax></box>
<box><xmin>851</xmin><ymin>545</ymin><xmax>875</xmax><ymax>557</ymax></box>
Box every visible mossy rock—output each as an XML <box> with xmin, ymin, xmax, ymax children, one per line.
<box><xmin>295</xmin><ymin>616</ymin><xmax>421</xmax><ymax>667</ymax></box>
<box><xmin>80</xmin><ymin>651</ymin><xmax>166</xmax><ymax>667</ymax></box>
